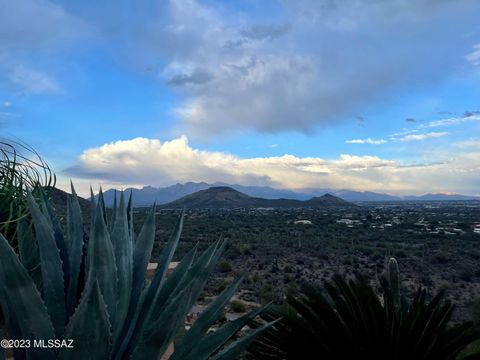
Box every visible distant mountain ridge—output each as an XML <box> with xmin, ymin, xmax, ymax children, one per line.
<box><xmin>99</xmin><ymin>182</ymin><xmax>480</xmax><ymax>206</ymax></box>
<box><xmin>160</xmin><ymin>186</ymin><xmax>353</xmax><ymax>209</ymax></box>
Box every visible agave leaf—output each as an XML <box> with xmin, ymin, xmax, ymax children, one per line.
<box><xmin>1</xmin><ymin>293</ymin><xmax>28</xmax><ymax>360</ymax></box>
<box><xmin>109</xmin><ymin>190</ymin><xmax>117</xmax><ymax>233</ymax></box>
<box><xmin>90</xmin><ymin>186</ymin><xmax>95</xmax><ymax>222</ymax></box>
<box><xmin>0</xmin><ymin>233</ymin><xmax>56</xmax><ymax>359</ymax></box>
<box><xmin>126</xmin><ymin>191</ymin><xmax>134</xmax><ymax>241</ymax></box>
<box><xmin>183</xmin><ymin>303</ymin><xmax>267</xmax><ymax>360</ymax></box>
<box><xmin>85</xmin><ymin>200</ymin><xmax>117</xmax><ymax>323</ymax></box>
<box><xmin>66</xmin><ymin>183</ymin><xmax>86</xmax><ymax>315</ymax></box>
<box><xmin>114</xmin><ymin>242</ymin><xmax>196</xmax><ymax>359</ymax></box>
<box><xmin>129</xmin><ymin>205</ymin><xmax>156</xmax><ymax>313</ymax></box>
<box><xmin>60</xmin><ymin>280</ymin><xmax>111</xmax><ymax>360</ymax></box>
<box><xmin>171</xmin><ymin>275</ymin><xmax>245</xmax><ymax>360</ymax></box>
<box><xmin>144</xmin><ymin>239</ymin><xmax>221</xmax><ymax>346</ymax></box>
<box><xmin>143</xmin><ymin>211</ymin><xmax>184</xmax><ymax>322</ymax></box>
<box><xmin>131</xmin><ymin>286</ymin><xmax>192</xmax><ymax>360</ymax></box>
<box><xmin>109</xmin><ymin>189</ymin><xmax>117</xmax><ymax>232</ymax></box>
<box><xmin>17</xmin><ymin>218</ymin><xmax>38</xmax><ymax>269</ymax></box>
<box><xmin>185</xmin><ymin>238</ymin><xmax>227</xmax><ymax>311</ymax></box>
<box><xmin>114</xmin><ymin>287</ymin><xmax>148</xmax><ymax>360</ymax></box>
<box><xmin>98</xmin><ymin>187</ymin><xmax>108</xmax><ymax>227</ymax></box>
<box><xmin>110</xmin><ymin>192</ymin><xmax>133</xmax><ymax>339</ymax></box>
<box><xmin>210</xmin><ymin>320</ymin><xmax>279</xmax><ymax>360</ymax></box>
<box><xmin>121</xmin><ymin>227</ymin><xmax>214</xmax><ymax>359</ymax></box>
<box><xmin>116</xmin><ymin>207</ymin><xmax>173</xmax><ymax>357</ymax></box>
<box><xmin>16</xmin><ymin>218</ymin><xmax>42</xmax><ymax>289</ymax></box>
<box><xmin>147</xmin><ymin>244</ymin><xmax>198</xmax><ymax>322</ymax></box>
<box><xmin>41</xmin><ymin>189</ymin><xmax>71</xmax><ymax>288</ymax></box>
<box><xmin>26</xmin><ymin>191</ymin><xmax>66</xmax><ymax>338</ymax></box>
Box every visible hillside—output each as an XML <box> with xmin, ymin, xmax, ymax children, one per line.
<box><xmin>160</xmin><ymin>186</ymin><xmax>353</xmax><ymax>209</ymax></box>
<box><xmin>303</xmin><ymin>193</ymin><xmax>352</xmax><ymax>207</ymax></box>
<box><xmin>44</xmin><ymin>186</ymin><xmax>91</xmax><ymax>216</ymax></box>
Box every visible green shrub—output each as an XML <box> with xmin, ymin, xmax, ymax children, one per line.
<box><xmin>0</xmin><ymin>187</ymin><xmax>274</xmax><ymax>360</ymax></box>
<box><xmin>229</xmin><ymin>299</ymin><xmax>247</xmax><ymax>313</ymax></box>
<box><xmin>219</xmin><ymin>260</ymin><xmax>233</xmax><ymax>273</ymax></box>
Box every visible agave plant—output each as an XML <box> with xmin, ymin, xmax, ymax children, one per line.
<box><xmin>0</xmin><ymin>185</ymin><xmax>273</xmax><ymax>359</ymax></box>
<box><xmin>248</xmin><ymin>260</ymin><xmax>480</xmax><ymax>360</ymax></box>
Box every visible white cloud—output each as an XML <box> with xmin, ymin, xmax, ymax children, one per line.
<box><xmin>65</xmin><ymin>136</ymin><xmax>480</xmax><ymax>196</ymax></box>
<box><xmin>2</xmin><ymin>101</ymin><xmax>11</xmax><ymax>108</ymax></box>
<box><xmin>9</xmin><ymin>65</ymin><xmax>60</xmax><ymax>94</ymax></box>
<box><xmin>454</xmin><ymin>139</ymin><xmax>480</xmax><ymax>150</ymax></box>
<box><xmin>398</xmin><ymin>131</ymin><xmax>449</xmax><ymax>142</ymax></box>
<box><xmin>346</xmin><ymin>138</ymin><xmax>387</xmax><ymax>144</ymax></box>
<box><xmin>420</xmin><ymin>114</ymin><xmax>480</xmax><ymax>129</ymax></box>
<box><xmin>389</xmin><ymin>113</ymin><xmax>480</xmax><ymax>140</ymax></box>
<box><xmin>466</xmin><ymin>44</ymin><xmax>480</xmax><ymax>66</ymax></box>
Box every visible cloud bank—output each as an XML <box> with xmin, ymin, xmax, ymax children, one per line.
<box><xmin>65</xmin><ymin>136</ymin><xmax>480</xmax><ymax>196</ymax></box>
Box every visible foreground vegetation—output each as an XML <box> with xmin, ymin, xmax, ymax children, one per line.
<box><xmin>0</xmin><ymin>187</ymin><xmax>272</xmax><ymax>359</ymax></box>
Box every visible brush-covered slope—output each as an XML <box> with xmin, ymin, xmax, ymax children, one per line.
<box><xmin>161</xmin><ymin>186</ymin><xmax>353</xmax><ymax>209</ymax></box>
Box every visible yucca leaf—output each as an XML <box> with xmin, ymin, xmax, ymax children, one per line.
<box><xmin>66</xmin><ymin>183</ymin><xmax>85</xmax><ymax>315</ymax></box>
<box><xmin>111</xmin><ymin>192</ymin><xmax>133</xmax><ymax>339</ymax></box>
<box><xmin>60</xmin><ymin>280</ymin><xmax>111</xmax><ymax>360</ymax></box>
<box><xmin>171</xmin><ymin>275</ymin><xmax>245</xmax><ymax>360</ymax></box>
<box><xmin>0</xmin><ymin>233</ymin><xmax>56</xmax><ymax>359</ymax></box>
<box><xmin>26</xmin><ymin>191</ymin><xmax>66</xmax><ymax>338</ymax></box>
<box><xmin>85</xmin><ymin>200</ymin><xmax>117</xmax><ymax>323</ymax></box>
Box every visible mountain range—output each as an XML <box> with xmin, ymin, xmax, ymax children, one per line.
<box><xmin>99</xmin><ymin>182</ymin><xmax>480</xmax><ymax>206</ymax></box>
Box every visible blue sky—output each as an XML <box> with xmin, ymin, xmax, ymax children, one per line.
<box><xmin>1</xmin><ymin>0</ymin><xmax>480</xmax><ymax>196</ymax></box>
